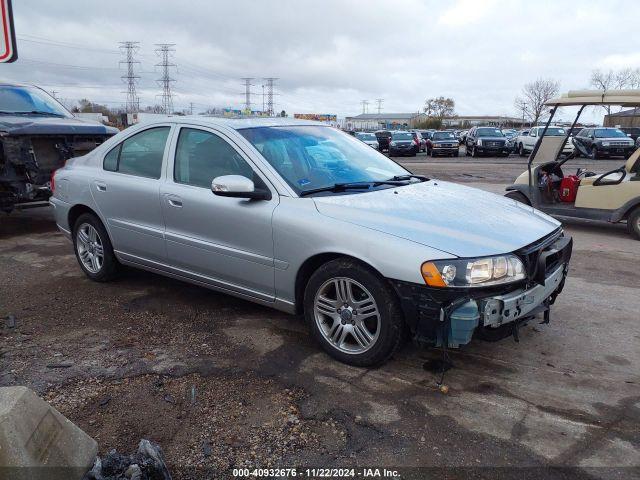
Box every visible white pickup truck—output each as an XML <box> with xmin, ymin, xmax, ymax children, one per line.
<box><xmin>516</xmin><ymin>126</ymin><xmax>574</xmax><ymax>157</ymax></box>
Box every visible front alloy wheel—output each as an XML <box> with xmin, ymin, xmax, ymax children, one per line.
<box><xmin>304</xmin><ymin>258</ymin><xmax>405</xmax><ymax>366</ymax></box>
<box><xmin>314</xmin><ymin>277</ymin><xmax>380</xmax><ymax>354</ymax></box>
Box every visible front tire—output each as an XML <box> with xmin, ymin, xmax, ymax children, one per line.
<box><xmin>73</xmin><ymin>213</ymin><xmax>119</xmax><ymax>282</ymax></box>
<box><xmin>627</xmin><ymin>207</ymin><xmax>640</xmax><ymax>240</ymax></box>
<box><xmin>304</xmin><ymin>258</ymin><xmax>405</xmax><ymax>367</ymax></box>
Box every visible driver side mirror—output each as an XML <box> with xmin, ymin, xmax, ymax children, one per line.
<box><xmin>211</xmin><ymin>175</ymin><xmax>271</xmax><ymax>200</ymax></box>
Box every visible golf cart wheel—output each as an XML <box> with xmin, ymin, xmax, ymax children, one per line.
<box><xmin>627</xmin><ymin>207</ymin><xmax>640</xmax><ymax>240</ymax></box>
<box><xmin>304</xmin><ymin>258</ymin><xmax>406</xmax><ymax>367</ymax></box>
<box><xmin>505</xmin><ymin>191</ymin><xmax>531</xmax><ymax>205</ymax></box>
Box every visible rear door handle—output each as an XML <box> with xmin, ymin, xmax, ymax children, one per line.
<box><xmin>166</xmin><ymin>195</ymin><xmax>183</xmax><ymax>208</ymax></box>
<box><xmin>95</xmin><ymin>182</ymin><xmax>107</xmax><ymax>192</ymax></box>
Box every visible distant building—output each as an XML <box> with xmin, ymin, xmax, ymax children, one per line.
<box><xmin>73</xmin><ymin>112</ymin><xmax>109</xmax><ymax>125</ymax></box>
<box><xmin>442</xmin><ymin>115</ymin><xmax>526</xmax><ymax>128</ymax></box>
<box><xmin>604</xmin><ymin>108</ymin><xmax>640</xmax><ymax>127</ymax></box>
<box><xmin>344</xmin><ymin>113</ymin><xmax>423</xmax><ymax>130</ymax></box>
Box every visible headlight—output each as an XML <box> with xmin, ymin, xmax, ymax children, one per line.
<box><xmin>421</xmin><ymin>255</ymin><xmax>526</xmax><ymax>288</ymax></box>
<box><xmin>602</xmin><ymin>141</ymin><xmax>610</xmax><ymax>147</ymax></box>
<box><xmin>476</xmin><ymin>139</ymin><xmax>483</xmax><ymax>146</ymax></box>
<box><xmin>390</xmin><ymin>141</ymin><xmax>396</xmax><ymax>146</ymax></box>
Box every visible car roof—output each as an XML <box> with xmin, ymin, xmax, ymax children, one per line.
<box><xmin>140</xmin><ymin>116</ymin><xmax>328</xmax><ymax>130</ymax></box>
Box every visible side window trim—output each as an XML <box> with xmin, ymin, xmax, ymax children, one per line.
<box><xmin>169</xmin><ymin>124</ymin><xmax>275</xmax><ymax>195</ymax></box>
<box><xmin>101</xmin><ymin>124</ymin><xmax>174</xmax><ymax>179</ymax></box>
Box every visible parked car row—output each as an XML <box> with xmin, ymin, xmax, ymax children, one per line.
<box><xmin>352</xmin><ymin>124</ymin><xmax>637</xmax><ymax>160</ymax></box>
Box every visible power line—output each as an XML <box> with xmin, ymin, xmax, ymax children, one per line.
<box><xmin>155</xmin><ymin>44</ymin><xmax>176</xmax><ymax>115</ymax></box>
<box><xmin>119</xmin><ymin>41</ymin><xmax>141</xmax><ymax>114</ymax></box>
<box><xmin>376</xmin><ymin>98</ymin><xmax>384</xmax><ymax>114</ymax></box>
<box><xmin>264</xmin><ymin>77</ymin><xmax>278</xmax><ymax>116</ymax></box>
<box><xmin>241</xmin><ymin>78</ymin><xmax>254</xmax><ymax>112</ymax></box>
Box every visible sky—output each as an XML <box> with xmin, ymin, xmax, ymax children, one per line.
<box><xmin>2</xmin><ymin>0</ymin><xmax>640</xmax><ymax>122</ymax></box>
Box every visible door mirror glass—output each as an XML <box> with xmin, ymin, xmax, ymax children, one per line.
<box><xmin>211</xmin><ymin>175</ymin><xmax>270</xmax><ymax>200</ymax></box>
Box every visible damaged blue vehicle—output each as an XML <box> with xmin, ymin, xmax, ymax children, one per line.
<box><xmin>0</xmin><ymin>84</ymin><xmax>118</xmax><ymax>212</ymax></box>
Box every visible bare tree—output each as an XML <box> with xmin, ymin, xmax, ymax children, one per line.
<box><xmin>589</xmin><ymin>68</ymin><xmax>640</xmax><ymax>114</ymax></box>
<box><xmin>516</xmin><ymin>78</ymin><xmax>560</xmax><ymax>125</ymax></box>
<box><xmin>423</xmin><ymin>96</ymin><xmax>455</xmax><ymax>119</ymax></box>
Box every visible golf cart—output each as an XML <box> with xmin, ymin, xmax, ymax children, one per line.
<box><xmin>505</xmin><ymin>89</ymin><xmax>640</xmax><ymax>240</ymax></box>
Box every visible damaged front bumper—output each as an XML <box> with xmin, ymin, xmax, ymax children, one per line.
<box><xmin>392</xmin><ymin>233</ymin><xmax>573</xmax><ymax>347</ymax></box>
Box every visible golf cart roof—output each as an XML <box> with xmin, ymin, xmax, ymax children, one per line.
<box><xmin>546</xmin><ymin>89</ymin><xmax>640</xmax><ymax>107</ymax></box>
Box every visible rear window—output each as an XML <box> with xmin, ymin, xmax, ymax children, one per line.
<box><xmin>392</xmin><ymin>132</ymin><xmax>413</xmax><ymax>140</ymax></box>
<box><xmin>103</xmin><ymin>127</ymin><xmax>170</xmax><ymax>179</ymax></box>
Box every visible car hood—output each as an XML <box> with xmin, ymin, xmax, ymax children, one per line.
<box><xmin>0</xmin><ymin>115</ymin><xmax>118</xmax><ymax>136</ymax></box>
<box><xmin>312</xmin><ymin>180</ymin><xmax>561</xmax><ymax>258</ymax></box>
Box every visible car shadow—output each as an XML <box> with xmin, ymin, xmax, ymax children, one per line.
<box><xmin>0</xmin><ymin>207</ymin><xmax>58</xmax><ymax>239</ymax></box>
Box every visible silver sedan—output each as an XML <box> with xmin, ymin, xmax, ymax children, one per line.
<box><xmin>50</xmin><ymin>118</ymin><xmax>571</xmax><ymax>366</ymax></box>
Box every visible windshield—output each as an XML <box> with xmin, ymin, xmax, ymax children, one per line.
<box><xmin>476</xmin><ymin>127</ymin><xmax>504</xmax><ymax>137</ymax></box>
<box><xmin>356</xmin><ymin>133</ymin><xmax>376</xmax><ymax>141</ymax></box>
<box><xmin>594</xmin><ymin>128</ymin><xmax>627</xmax><ymax>138</ymax></box>
<box><xmin>239</xmin><ymin>126</ymin><xmax>408</xmax><ymax>195</ymax></box>
<box><xmin>391</xmin><ymin>132</ymin><xmax>413</xmax><ymax>140</ymax></box>
<box><xmin>0</xmin><ymin>85</ymin><xmax>72</xmax><ymax>117</ymax></box>
<box><xmin>433</xmin><ymin>132</ymin><xmax>456</xmax><ymax>140</ymax></box>
<box><xmin>543</xmin><ymin>127</ymin><xmax>566</xmax><ymax>136</ymax></box>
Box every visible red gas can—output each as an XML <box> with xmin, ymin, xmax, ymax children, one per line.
<box><xmin>560</xmin><ymin>175</ymin><xmax>580</xmax><ymax>203</ymax></box>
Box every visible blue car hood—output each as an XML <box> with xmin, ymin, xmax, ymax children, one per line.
<box><xmin>313</xmin><ymin>180</ymin><xmax>560</xmax><ymax>258</ymax></box>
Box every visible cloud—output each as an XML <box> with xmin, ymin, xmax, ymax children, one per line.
<box><xmin>2</xmin><ymin>0</ymin><xmax>638</xmax><ymax>122</ymax></box>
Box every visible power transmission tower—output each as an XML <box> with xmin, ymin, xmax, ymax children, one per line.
<box><xmin>155</xmin><ymin>44</ymin><xmax>176</xmax><ymax>115</ymax></box>
<box><xmin>119</xmin><ymin>41</ymin><xmax>141</xmax><ymax>113</ymax></box>
<box><xmin>361</xmin><ymin>100</ymin><xmax>369</xmax><ymax>114</ymax></box>
<box><xmin>241</xmin><ymin>78</ymin><xmax>254</xmax><ymax>113</ymax></box>
<box><xmin>376</xmin><ymin>98</ymin><xmax>384</xmax><ymax>114</ymax></box>
<box><xmin>261</xmin><ymin>84</ymin><xmax>265</xmax><ymax>114</ymax></box>
<box><xmin>189</xmin><ymin>102</ymin><xmax>194</xmax><ymax>115</ymax></box>
<box><xmin>263</xmin><ymin>77</ymin><xmax>278</xmax><ymax>116</ymax></box>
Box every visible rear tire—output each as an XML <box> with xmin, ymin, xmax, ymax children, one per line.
<box><xmin>472</xmin><ymin>146</ymin><xmax>479</xmax><ymax>158</ymax></box>
<box><xmin>627</xmin><ymin>207</ymin><xmax>640</xmax><ymax>240</ymax></box>
<box><xmin>73</xmin><ymin>213</ymin><xmax>119</xmax><ymax>282</ymax></box>
<box><xmin>304</xmin><ymin>258</ymin><xmax>406</xmax><ymax>367</ymax></box>
<box><xmin>505</xmin><ymin>190</ymin><xmax>531</xmax><ymax>205</ymax></box>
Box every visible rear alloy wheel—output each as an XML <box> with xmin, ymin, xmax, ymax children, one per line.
<box><xmin>305</xmin><ymin>258</ymin><xmax>405</xmax><ymax>367</ymax></box>
<box><xmin>73</xmin><ymin>213</ymin><xmax>119</xmax><ymax>281</ymax></box>
<box><xmin>627</xmin><ymin>207</ymin><xmax>640</xmax><ymax>240</ymax></box>
<box><xmin>505</xmin><ymin>190</ymin><xmax>531</xmax><ymax>205</ymax></box>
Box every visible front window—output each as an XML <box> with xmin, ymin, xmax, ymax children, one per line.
<box><xmin>476</xmin><ymin>128</ymin><xmax>504</xmax><ymax>137</ymax></box>
<box><xmin>0</xmin><ymin>85</ymin><xmax>72</xmax><ymax>117</ymax></box>
<box><xmin>433</xmin><ymin>132</ymin><xmax>456</xmax><ymax>140</ymax></box>
<box><xmin>239</xmin><ymin>126</ymin><xmax>408</xmax><ymax>195</ymax></box>
<box><xmin>594</xmin><ymin>128</ymin><xmax>627</xmax><ymax>138</ymax></box>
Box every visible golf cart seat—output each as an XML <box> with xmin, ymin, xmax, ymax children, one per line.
<box><xmin>625</xmin><ymin>147</ymin><xmax>640</xmax><ymax>173</ymax></box>
<box><xmin>578</xmin><ymin>147</ymin><xmax>640</xmax><ymax>186</ymax></box>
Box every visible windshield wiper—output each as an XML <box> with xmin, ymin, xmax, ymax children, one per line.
<box><xmin>300</xmin><ymin>178</ymin><xmax>427</xmax><ymax>197</ymax></box>
<box><xmin>387</xmin><ymin>174</ymin><xmax>430</xmax><ymax>182</ymax></box>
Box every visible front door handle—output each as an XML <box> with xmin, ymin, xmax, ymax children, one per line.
<box><xmin>95</xmin><ymin>182</ymin><xmax>107</xmax><ymax>192</ymax></box>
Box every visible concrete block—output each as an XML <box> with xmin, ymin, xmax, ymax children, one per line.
<box><xmin>0</xmin><ymin>386</ymin><xmax>98</xmax><ymax>480</ymax></box>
